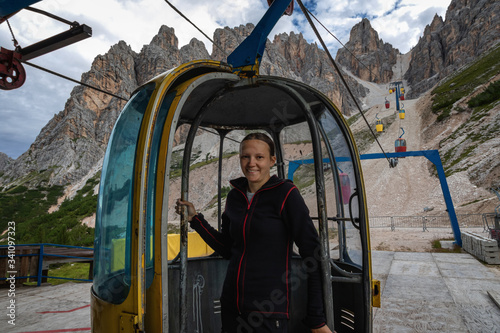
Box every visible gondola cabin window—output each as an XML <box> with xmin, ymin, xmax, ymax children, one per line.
<box><xmin>93</xmin><ymin>83</ymin><xmax>155</xmax><ymax>304</ymax></box>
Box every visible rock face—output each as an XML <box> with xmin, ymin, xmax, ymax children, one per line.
<box><xmin>336</xmin><ymin>18</ymin><xmax>400</xmax><ymax>83</ymax></box>
<box><xmin>261</xmin><ymin>31</ymin><xmax>367</xmax><ymax>114</ymax></box>
<box><xmin>0</xmin><ymin>152</ymin><xmax>13</xmax><ymax>174</ymax></box>
<box><xmin>211</xmin><ymin>24</ymin><xmax>368</xmax><ymax>114</ymax></box>
<box><xmin>211</xmin><ymin>24</ymin><xmax>253</xmax><ymax>62</ymax></box>
<box><xmin>0</xmin><ymin>41</ymin><xmax>135</xmax><ymax>186</ymax></box>
<box><xmin>0</xmin><ymin>23</ymin><xmax>367</xmax><ymax>187</ymax></box>
<box><xmin>405</xmin><ymin>0</ymin><xmax>500</xmax><ymax>98</ymax></box>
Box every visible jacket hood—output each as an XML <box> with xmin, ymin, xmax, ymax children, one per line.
<box><xmin>229</xmin><ymin>175</ymin><xmax>289</xmax><ymax>192</ymax></box>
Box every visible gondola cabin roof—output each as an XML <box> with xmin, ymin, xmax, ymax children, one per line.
<box><xmin>146</xmin><ymin>61</ymin><xmax>335</xmax><ymax>131</ymax></box>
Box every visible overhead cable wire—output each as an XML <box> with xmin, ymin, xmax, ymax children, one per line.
<box><xmin>25</xmin><ymin>6</ymin><xmax>78</xmax><ymax>27</ymax></box>
<box><xmin>5</xmin><ymin>19</ymin><xmax>19</xmax><ymax>48</ymax></box>
<box><xmin>23</xmin><ymin>61</ymin><xmax>129</xmax><ymax>101</ymax></box>
<box><xmin>296</xmin><ymin>0</ymin><xmax>392</xmax><ymax>166</ymax></box>
<box><xmin>164</xmin><ymin>0</ymin><xmax>228</xmax><ymax>58</ymax></box>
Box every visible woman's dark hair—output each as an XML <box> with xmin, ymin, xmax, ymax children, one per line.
<box><xmin>241</xmin><ymin>133</ymin><xmax>275</xmax><ymax>157</ymax></box>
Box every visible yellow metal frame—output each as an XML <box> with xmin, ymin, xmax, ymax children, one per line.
<box><xmin>91</xmin><ymin>60</ymin><xmax>232</xmax><ymax>333</ymax></box>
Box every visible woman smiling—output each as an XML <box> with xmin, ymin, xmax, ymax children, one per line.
<box><xmin>177</xmin><ymin>132</ymin><xmax>332</xmax><ymax>333</ymax></box>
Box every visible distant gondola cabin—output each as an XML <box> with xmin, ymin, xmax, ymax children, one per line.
<box><xmin>376</xmin><ymin>120</ymin><xmax>383</xmax><ymax>132</ymax></box>
<box><xmin>339</xmin><ymin>172</ymin><xmax>351</xmax><ymax>204</ymax></box>
<box><xmin>395</xmin><ymin>138</ymin><xmax>407</xmax><ymax>152</ymax></box>
<box><xmin>399</xmin><ymin>109</ymin><xmax>405</xmax><ymax>119</ymax></box>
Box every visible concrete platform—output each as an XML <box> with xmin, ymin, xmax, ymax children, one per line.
<box><xmin>372</xmin><ymin>251</ymin><xmax>500</xmax><ymax>333</ymax></box>
<box><xmin>2</xmin><ymin>281</ymin><xmax>92</xmax><ymax>333</ymax></box>
<box><xmin>1</xmin><ymin>251</ymin><xmax>500</xmax><ymax>332</ymax></box>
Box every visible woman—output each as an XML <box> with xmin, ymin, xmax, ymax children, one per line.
<box><xmin>176</xmin><ymin>133</ymin><xmax>332</xmax><ymax>333</ymax></box>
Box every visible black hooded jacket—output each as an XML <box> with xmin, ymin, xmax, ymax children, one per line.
<box><xmin>189</xmin><ymin>175</ymin><xmax>326</xmax><ymax>329</ymax></box>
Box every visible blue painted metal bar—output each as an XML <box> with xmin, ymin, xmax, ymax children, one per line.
<box><xmin>227</xmin><ymin>0</ymin><xmax>292</xmax><ymax>70</ymax></box>
<box><xmin>288</xmin><ymin>150</ymin><xmax>462</xmax><ymax>246</ymax></box>
<box><xmin>389</xmin><ymin>81</ymin><xmax>403</xmax><ymax>111</ymax></box>
<box><xmin>0</xmin><ymin>243</ymin><xmax>94</xmax><ymax>286</ymax></box>
<box><xmin>42</xmin><ymin>253</ymin><xmax>92</xmax><ymax>260</ymax></box>
<box><xmin>0</xmin><ymin>275</ymin><xmax>32</xmax><ymax>281</ymax></box>
<box><xmin>0</xmin><ymin>243</ymin><xmax>93</xmax><ymax>250</ymax></box>
<box><xmin>0</xmin><ymin>0</ymin><xmax>42</xmax><ymax>17</ymax></box>
<box><xmin>37</xmin><ymin>244</ymin><xmax>44</xmax><ymax>286</ymax></box>
<box><xmin>395</xmin><ymin>84</ymin><xmax>400</xmax><ymax>111</ymax></box>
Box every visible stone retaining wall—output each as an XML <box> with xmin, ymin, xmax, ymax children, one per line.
<box><xmin>462</xmin><ymin>231</ymin><xmax>500</xmax><ymax>264</ymax></box>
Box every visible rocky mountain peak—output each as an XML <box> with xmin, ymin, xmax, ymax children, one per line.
<box><xmin>348</xmin><ymin>18</ymin><xmax>381</xmax><ymax>53</ymax></box>
<box><xmin>335</xmin><ymin>18</ymin><xmax>399</xmax><ymax>83</ymax></box>
<box><xmin>0</xmin><ymin>152</ymin><xmax>13</xmax><ymax>174</ymax></box>
<box><xmin>180</xmin><ymin>38</ymin><xmax>210</xmax><ymax>63</ymax></box>
<box><xmin>211</xmin><ymin>23</ymin><xmax>254</xmax><ymax>61</ymax></box>
<box><xmin>151</xmin><ymin>25</ymin><xmax>179</xmax><ymax>50</ymax></box>
<box><xmin>427</xmin><ymin>14</ymin><xmax>444</xmax><ymax>33</ymax></box>
<box><xmin>0</xmin><ymin>22</ymin><xmax>368</xmax><ymax>188</ymax></box>
<box><xmin>405</xmin><ymin>0</ymin><xmax>500</xmax><ymax>98</ymax></box>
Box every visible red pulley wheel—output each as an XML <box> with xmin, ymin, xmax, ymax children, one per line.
<box><xmin>0</xmin><ymin>48</ymin><xmax>26</xmax><ymax>90</ymax></box>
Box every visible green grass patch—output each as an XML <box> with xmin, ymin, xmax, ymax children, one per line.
<box><xmin>352</xmin><ymin>113</ymin><xmax>397</xmax><ymax>153</ymax></box>
<box><xmin>431</xmin><ymin>43</ymin><xmax>500</xmax><ymax>121</ymax></box>
<box><xmin>444</xmin><ymin>145</ymin><xmax>477</xmax><ymax>176</ymax></box>
<box><xmin>47</xmin><ymin>262</ymin><xmax>92</xmax><ymax>285</ymax></box>
<box><xmin>211</xmin><ymin>186</ymin><xmax>231</xmax><ymax>201</ymax></box>
<box><xmin>460</xmin><ymin>199</ymin><xmax>482</xmax><ymax>207</ymax></box>
<box><xmin>470</xmin><ymin>102</ymin><xmax>497</xmax><ymax>122</ymax></box>
<box><xmin>293</xmin><ymin>164</ymin><xmax>316</xmax><ymax>191</ymax></box>
<box><xmin>346</xmin><ymin>113</ymin><xmax>362</xmax><ymax>126</ymax></box>
<box><xmin>285</xmin><ymin>139</ymin><xmax>313</xmax><ymax>145</ymax></box>
<box><xmin>431</xmin><ymin>239</ymin><xmax>462</xmax><ymax>253</ymax></box>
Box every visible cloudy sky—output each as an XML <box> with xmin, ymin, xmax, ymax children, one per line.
<box><xmin>0</xmin><ymin>0</ymin><xmax>451</xmax><ymax>159</ymax></box>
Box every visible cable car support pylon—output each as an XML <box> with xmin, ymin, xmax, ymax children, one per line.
<box><xmin>389</xmin><ymin>81</ymin><xmax>404</xmax><ymax>111</ymax></box>
<box><xmin>288</xmin><ymin>149</ymin><xmax>462</xmax><ymax>247</ymax></box>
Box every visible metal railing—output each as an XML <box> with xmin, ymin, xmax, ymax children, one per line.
<box><xmin>368</xmin><ymin>214</ymin><xmax>486</xmax><ymax>231</ymax></box>
<box><xmin>0</xmin><ymin>243</ymin><xmax>93</xmax><ymax>286</ymax></box>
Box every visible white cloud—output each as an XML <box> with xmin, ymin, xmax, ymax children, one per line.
<box><xmin>0</xmin><ymin>0</ymin><xmax>451</xmax><ymax>158</ymax></box>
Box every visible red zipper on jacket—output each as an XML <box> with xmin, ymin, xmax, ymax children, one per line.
<box><xmin>232</xmin><ymin>181</ymin><xmax>283</xmax><ymax>314</ymax></box>
<box><xmin>233</xmin><ymin>186</ymin><xmax>251</xmax><ymax>314</ymax></box>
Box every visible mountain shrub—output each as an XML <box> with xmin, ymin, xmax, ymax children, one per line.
<box><xmin>468</xmin><ymin>80</ymin><xmax>500</xmax><ymax>107</ymax></box>
<box><xmin>0</xmin><ymin>176</ymin><xmax>97</xmax><ymax>246</ymax></box>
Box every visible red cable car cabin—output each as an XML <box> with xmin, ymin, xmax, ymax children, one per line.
<box><xmin>385</xmin><ymin>100</ymin><xmax>390</xmax><ymax>108</ymax></box>
<box><xmin>339</xmin><ymin>173</ymin><xmax>351</xmax><ymax>204</ymax></box>
<box><xmin>395</xmin><ymin>138</ymin><xmax>407</xmax><ymax>153</ymax></box>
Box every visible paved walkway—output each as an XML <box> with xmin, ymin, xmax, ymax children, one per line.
<box><xmin>2</xmin><ymin>251</ymin><xmax>500</xmax><ymax>332</ymax></box>
<box><xmin>3</xmin><ymin>281</ymin><xmax>91</xmax><ymax>333</ymax></box>
<box><xmin>372</xmin><ymin>251</ymin><xmax>500</xmax><ymax>333</ymax></box>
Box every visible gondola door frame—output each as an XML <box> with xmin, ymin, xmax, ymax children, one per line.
<box><xmin>158</xmin><ymin>71</ymin><xmax>239</xmax><ymax>332</ymax></box>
